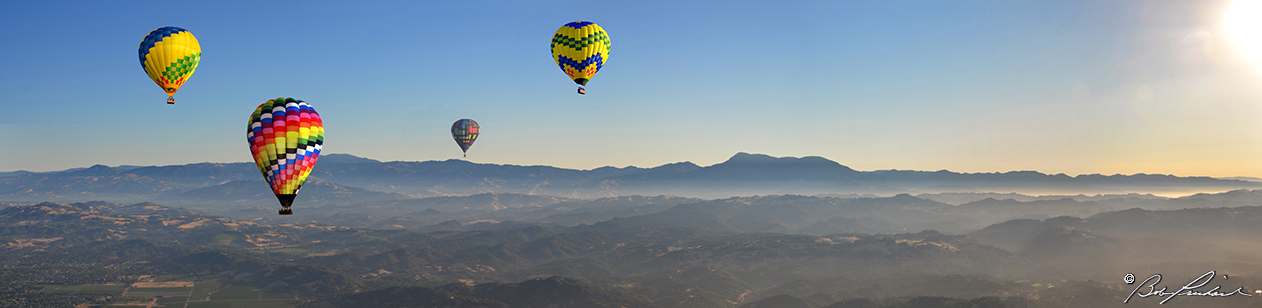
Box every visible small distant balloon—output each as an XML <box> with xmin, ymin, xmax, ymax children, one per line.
<box><xmin>551</xmin><ymin>21</ymin><xmax>610</xmax><ymax>95</ymax></box>
<box><xmin>138</xmin><ymin>26</ymin><xmax>201</xmax><ymax>104</ymax></box>
<box><xmin>451</xmin><ymin>119</ymin><xmax>479</xmax><ymax>157</ymax></box>
<box><xmin>247</xmin><ymin>98</ymin><xmax>324</xmax><ymax>215</ymax></box>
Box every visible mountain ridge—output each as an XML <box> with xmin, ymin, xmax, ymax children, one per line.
<box><xmin>2</xmin><ymin>153</ymin><xmax>1258</xmax><ymax>201</ymax></box>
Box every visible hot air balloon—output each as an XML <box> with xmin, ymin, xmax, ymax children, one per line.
<box><xmin>247</xmin><ymin>98</ymin><xmax>324</xmax><ymax>215</ymax></box>
<box><xmin>551</xmin><ymin>21</ymin><xmax>610</xmax><ymax>95</ymax></box>
<box><xmin>139</xmin><ymin>26</ymin><xmax>201</xmax><ymax>104</ymax></box>
<box><xmin>451</xmin><ymin>119</ymin><xmax>479</xmax><ymax>157</ymax></box>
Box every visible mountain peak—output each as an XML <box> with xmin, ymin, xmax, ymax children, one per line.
<box><xmin>729</xmin><ymin>152</ymin><xmax>773</xmax><ymax>161</ymax></box>
<box><xmin>719</xmin><ymin>153</ymin><xmax>853</xmax><ymax>170</ymax></box>
<box><xmin>66</xmin><ymin>164</ymin><xmax>121</xmax><ymax>176</ymax></box>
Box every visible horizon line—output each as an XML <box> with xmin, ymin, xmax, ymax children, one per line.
<box><xmin>4</xmin><ymin>152</ymin><xmax>1259</xmax><ymax>181</ymax></box>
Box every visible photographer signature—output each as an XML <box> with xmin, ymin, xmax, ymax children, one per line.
<box><xmin>1126</xmin><ymin>271</ymin><xmax>1253</xmax><ymax>304</ymax></box>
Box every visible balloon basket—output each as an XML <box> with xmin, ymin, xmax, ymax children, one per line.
<box><xmin>577</xmin><ymin>87</ymin><xmax>586</xmax><ymax>95</ymax></box>
<box><xmin>278</xmin><ymin>208</ymin><xmax>293</xmax><ymax>215</ymax></box>
<box><xmin>167</xmin><ymin>97</ymin><xmax>175</xmax><ymax>104</ymax></box>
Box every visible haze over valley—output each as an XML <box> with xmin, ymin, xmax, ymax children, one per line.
<box><xmin>4</xmin><ymin>153</ymin><xmax>1262</xmax><ymax>307</ymax></box>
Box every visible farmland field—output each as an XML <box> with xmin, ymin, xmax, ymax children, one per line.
<box><xmin>185</xmin><ymin>299</ymin><xmax>296</xmax><ymax>308</ymax></box>
<box><xmin>155</xmin><ymin>296</ymin><xmax>188</xmax><ymax>305</ymax></box>
<box><xmin>38</xmin><ymin>284</ymin><xmax>128</xmax><ymax>295</ymax></box>
<box><xmin>134</xmin><ymin>281</ymin><xmax>195</xmax><ymax>288</ymax></box>
<box><xmin>128</xmin><ymin>287</ymin><xmax>193</xmax><ymax>293</ymax></box>
<box><xmin>189</xmin><ymin>280</ymin><xmax>223</xmax><ymax>300</ymax></box>
<box><xmin>209</xmin><ymin>285</ymin><xmax>259</xmax><ymax>300</ymax></box>
<box><xmin>259</xmin><ymin>287</ymin><xmax>294</xmax><ymax>299</ymax></box>
<box><xmin>185</xmin><ymin>302</ymin><xmax>231</xmax><ymax>308</ymax></box>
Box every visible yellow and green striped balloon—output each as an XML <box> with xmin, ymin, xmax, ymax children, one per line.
<box><xmin>138</xmin><ymin>26</ymin><xmax>201</xmax><ymax>104</ymax></box>
<box><xmin>551</xmin><ymin>21</ymin><xmax>610</xmax><ymax>91</ymax></box>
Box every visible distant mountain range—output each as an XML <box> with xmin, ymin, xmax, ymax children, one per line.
<box><xmin>2</xmin><ymin>153</ymin><xmax>1258</xmax><ymax>203</ymax></box>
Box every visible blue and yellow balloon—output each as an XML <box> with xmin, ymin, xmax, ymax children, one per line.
<box><xmin>139</xmin><ymin>26</ymin><xmax>201</xmax><ymax>104</ymax></box>
<box><xmin>551</xmin><ymin>21</ymin><xmax>610</xmax><ymax>95</ymax></box>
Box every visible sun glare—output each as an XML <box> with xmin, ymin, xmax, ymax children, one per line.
<box><xmin>1224</xmin><ymin>0</ymin><xmax>1262</xmax><ymax>68</ymax></box>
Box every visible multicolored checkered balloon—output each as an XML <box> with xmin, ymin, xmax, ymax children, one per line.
<box><xmin>138</xmin><ymin>26</ymin><xmax>201</xmax><ymax>104</ymax></box>
<box><xmin>451</xmin><ymin>119</ymin><xmax>478</xmax><ymax>157</ymax></box>
<box><xmin>247</xmin><ymin>98</ymin><xmax>323</xmax><ymax>215</ymax></box>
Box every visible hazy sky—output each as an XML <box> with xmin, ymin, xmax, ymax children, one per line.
<box><xmin>3</xmin><ymin>0</ymin><xmax>1262</xmax><ymax>177</ymax></box>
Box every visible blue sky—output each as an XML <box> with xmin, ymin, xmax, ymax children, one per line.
<box><xmin>3</xmin><ymin>0</ymin><xmax>1262</xmax><ymax>177</ymax></box>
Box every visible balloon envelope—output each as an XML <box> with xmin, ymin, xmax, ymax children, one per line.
<box><xmin>247</xmin><ymin>98</ymin><xmax>324</xmax><ymax>214</ymax></box>
<box><xmin>139</xmin><ymin>26</ymin><xmax>201</xmax><ymax>104</ymax></box>
<box><xmin>451</xmin><ymin>119</ymin><xmax>479</xmax><ymax>156</ymax></box>
<box><xmin>551</xmin><ymin>21</ymin><xmax>610</xmax><ymax>87</ymax></box>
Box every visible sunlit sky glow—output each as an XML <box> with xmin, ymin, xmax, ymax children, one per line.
<box><xmin>1225</xmin><ymin>0</ymin><xmax>1262</xmax><ymax>68</ymax></box>
<box><xmin>2</xmin><ymin>0</ymin><xmax>1262</xmax><ymax>178</ymax></box>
